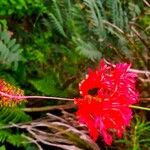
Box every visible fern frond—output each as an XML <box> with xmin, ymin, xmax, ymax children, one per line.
<box><xmin>0</xmin><ymin>130</ymin><xmax>11</xmax><ymax>143</ymax></box>
<box><xmin>48</xmin><ymin>13</ymin><xmax>67</xmax><ymax>37</ymax></box>
<box><xmin>75</xmin><ymin>38</ymin><xmax>102</xmax><ymax>61</ymax></box>
<box><xmin>7</xmin><ymin>134</ymin><xmax>28</xmax><ymax>147</ymax></box>
<box><xmin>0</xmin><ymin>107</ymin><xmax>31</xmax><ymax>125</ymax></box>
<box><xmin>0</xmin><ymin>107</ymin><xmax>31</xmax><ymax>148</ymax></box>
<box><xmin>0</xmin><ymin>27</ymin><xmax>23</xmax><ymax>70</ymax></box>
<box><xmin>0</xmin><ymin>102</ymin><xmax>31</xmax><ymax>148</ymax></box>
<box><xmin>84</xmin><ymin>0</ymin><xmax>106</xmax><ymax>39</ymax></box>
<box><xmin>52</xmin><ymin>0</ymin><xmax>63</xmax><ymax>25</ymax></box>
<box><xmin>70</xmin><ymin>7</ymin><xmax>88</xmax><ymax>38</ymax></box>
<box><xmin>107</xmin><ymin>0</ymin><xmax>128</xmax><ymax>30</ymax></box>
<box><xmin>0</xmin><ymin>130</ymin><xmax>29</xmax><ymax>148</ymax></box>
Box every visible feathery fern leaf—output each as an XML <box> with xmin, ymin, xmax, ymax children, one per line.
<box><xmin>52</xmin><ymin>0</ymin><xmax>63</xmax><ymax>25</ymax></box>
<box><xmin>70</xmin><ymin>5</ymin><xmax>89</xmax><ymax>38</ymax></box>
<box><xmin>0</xmin><ymin>130</ymin><xmax>11</xmax><ymax>143</ymax></box>
<box><xmin>0</xmin><ymin>130</ymin><xmax>30</xmax><ymax>148</ymax></box>
<box><xmin>0</xmin><ymin>107</ymin><xmax>31</xmax><ymax>125</ymax></box>
<box><xmin>7</xmin><ymin>134</ymin><xmax>28</xmax><ymax>147</ymax></box>
<box><xmin>0</xmin><ymin>27</ymin><xmax>24</xmax><ymax>70</ymax></box>
<box><xmin>75</xmin><ymin>38</ymin><xmax>102</xmax><ymax>61</ymax></box>
<box><xmin>0</xmin><ymin>108</ymin><xmax>31</xmax><ymax>148</ymax></box>
<box><xmin>44</xmin><ymin>0</ymin><xmax>67</xmax><ymax>38</ymax></box>
<box><xmin>84</xmin><ymin>0</ymin><xmax>106</xmax><ymax>39</ymax></box>
<box><xmin>48</xmin><ymin>13</ymin><xmax>67</xmax><ymax>37</ymax></box>
<box><xmin>107</xmin><ymin>0</ymin><xmax>128</xmax><ymax>30</ymax></box>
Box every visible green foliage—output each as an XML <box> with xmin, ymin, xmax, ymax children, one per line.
<box><xmin>0</xmin><ymin>107</ymin><xmax>31</xmax><ymax>125</ymax></box>
<box><xmin>0</xmin><ymin>130</ymin><xmax>31</xmax><ymax>149</ymax></box>
<box><xmin>0</xmin><ymin>0</ymin><xmax>47</xmax><ymax>16</ymax></box>
<box><xmin>43</xmin><ymin>0</ymin><xmax>138</xmax><ymax>61</ymax></box>
<box><xmin>29</xmin><ymin>73</ymin><xmax>66</xmax><ymax>96</ymax></box>
<box><xmin>7</xmin><ymin>134</ymin><xmax>27</xmax><ymax>147</ymax></box>
<box><xmin>47</xmin><ymin>13</ymin><xmax>67</xmax><ymax>37</ymax></box>
<box><xmin>43</xmin><ymin>0</ymin><xmax>103</xmax><ymax>60</ymax></box>
<box><xmin>0</xmin><ymin>107</ymin><xmax>31</xmax><ymax>149</ymax></box>
<box><xmin>0</xmin><ymin>145</ymin><xmax>6</xmax><ymax>150</ymax></box>
<box><xmin>0</xmin><ymin>130</ymin><xmax>11</xmax><ymax>143</ymax></box>
<box><xmin>74</xmin><ymin>38</ymin><xmax>102</xmax><ymax>61</ymax></box>
<box><xmin>107</xmin><ymin>0</ymin><xmax>128</xmax><ymax>29</ymax></box>
<box><xmin>0</xmin><ymin>26</ymin><xmax>24</xmax><ymax>70</ymax></box>
<box><xmin>131</xmin><ymin>117</ymin><xmax>150</xmax><ymax>150</ymax></box>
<box><xmin>78</xmin><ymin>0</ymin><xmax>131</xmax><ymax>60</ymax></box>
<box><xmin>115</xmin><ymin>116</ymin><xmax>150</xmax><ymax>150</ymax></box>
<box><xmin>84</xmin><ymin>0</ymin><xmax>106</xmax><ymax>39</ymax></box>
<box><xmin>46</xmin><ymin>0</ymin><xmax>67</xmax><ymax>37</ymax></box>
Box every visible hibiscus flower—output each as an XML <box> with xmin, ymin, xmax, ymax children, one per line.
<box><xmin>75</xmin><ymin>60</ymin><xmax>139</xmax><ymax>145</ymax></box>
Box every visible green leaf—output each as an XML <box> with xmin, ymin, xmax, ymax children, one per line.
<box><xmin>0</xmin><ymin>130</ymin><xmax>11</xmax><ymax>143</ymax></box>
<box><xmin>0</xmin><ymin>145</ymin><xmax>6</xmax><ymax>150</ymax></box>
<box><xmin>7</xmin><ymin>134</ymin><xmax>27</xmax><ymax>147</ymax></box>
<box><xmin>0</xmin><ymin>26</ymin><xmax>24</xmax><ymax>70</ymax></box>
<box><xmin>0</xmin><ymin>107</ymin><xmax>31</xmax><ymax>125</ymax></box>
<box><xmin>7</xmin><ymin>39</ymin><xmax>16</xmax><ymax>48</ymax></box>
<box><xmin>48</xmin><ymin>13</ymin><xmax>67</xmax><ymax>37</ymax></box>
<box><xmin>29</xmin><ymin>73</ymin><xmax>62</xmax><ymax>96</ymax></box>
<box><xmin>75</xmin><ymin>38</ymin><xmax>102</xmax><ymax>61</ymax></box>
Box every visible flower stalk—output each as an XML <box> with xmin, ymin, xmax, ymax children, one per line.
<box><xmin>129</xmin><ymin>105</ymin><xmax>150</xmax><ymax>111</ymax></box>
<box><xmin>0</xmin><ymin>91</ymin><xmax>73</xmax><ymax>101</ymax></box>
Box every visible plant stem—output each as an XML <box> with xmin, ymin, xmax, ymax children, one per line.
<box><xmin>130</xmin><ymin>105</ymin><xmax>150</xmax><ymax>111</ymax></box>
<box><xmin>23</xmin><ymin>103</ymin><xmax>75</xmax><ymax>112</ymax></box>
<box><xmin>0</xmin><ymin>91</ymin><xmax>74</xmax><ymax>101</ymax></box>
<box><xmin>24</xmin><ymin>104</ymin><xmax>150</xmax><ymax>112</ymax></box>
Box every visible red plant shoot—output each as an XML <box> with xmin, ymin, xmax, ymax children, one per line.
<box><xmin>0</xmin><ymin>79</ymin><xmax>25</xmax><ymax>106</ymax></box>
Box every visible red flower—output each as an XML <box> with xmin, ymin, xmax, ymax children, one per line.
<box><xmin>75</xmin><ymin>60</ymin><xmax>139</xmax><ymax>145</ymax></box>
